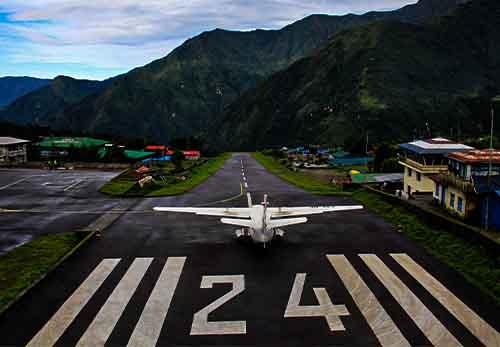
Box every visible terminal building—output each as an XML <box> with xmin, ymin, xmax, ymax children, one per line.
<box><xmin>0</xmin><ymin>137</ymin><xmax>30</xmax><ymax>165</ymax></box>
<box><xmin>398</xmin><ymin>138</ymin><xmax>473</xmax><ymax>196</ymax></box>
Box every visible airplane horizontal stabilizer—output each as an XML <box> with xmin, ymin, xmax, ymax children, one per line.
<box><xmin>267</xmin><ymin>217</ymin><xmax>308</xmax><ymax>229</ymax></box>
<box><xmin>220</xmin><ymin>218</ymin><xmax>255</xmax><ymax>228</ymax></box>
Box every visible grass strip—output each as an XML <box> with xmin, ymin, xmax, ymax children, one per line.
<box><xmin>252</xmin><ymin>152</ymin><xmax>351</xmax><ymax>196</ymax></box>
<box><xmin>353</xmin><ymin>189</ymin><xmax>500</xmax><ymax>304</ymax></box>
<box><xmin>145</xmin><ymin>153</ymin><xmax>231</xmax><ymax>196</ymax></box>
<box><xmin>99</xmin><ymin>153</ymin><xmax>231</xmax><ymax>197</ymax></box>
<box><xmin>0</xmin><ymin>232</ymin><xmax>82</xmax><ymax>313</ymax></box>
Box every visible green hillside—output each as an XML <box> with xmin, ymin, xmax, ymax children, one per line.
<box><xmin>46</xmin><ymin>0</ymin><xmax>465</xmax><ymax>142</ymax></box>
<box><xmin>218</xmin><ymin>0</ymin><xmax>500</xmax><ymax>150</ymax></box>
<box><xmin>0</xmin><ymin>77</ymin><xmax>51</xmax><ymax>107</ymax></box>
<box><xmin>0</xmin><ymin>76</ymin><xmax>113</xmax><ymax>125</ymax></box>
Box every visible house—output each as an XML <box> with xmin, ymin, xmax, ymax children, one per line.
<box><xmin>473</xmin><ymin>175</ymin><xmax>500</xmax><ymax>230</ymax></box>
<box><xmin>398</xmin><ymin>138</ymin><xmax>473</xmax><ymax>196</ymax></box>
<box><xmin>431</xmin><ymin>149</ymin><xmax>500</xmax><ymax>221</ymax></box>
<box><xmin>0</xmin><ymin>137</ymin><xmax>30</xmax><ymax>164</ymax></box>
<box><xmin>183</xmin><ymin>150</ymin><xmax>201</xmax><ymax>160</ymax></box>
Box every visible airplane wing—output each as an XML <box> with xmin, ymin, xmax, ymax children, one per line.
<box><xmin>268</xmin><ymin>205</ymin><xmax>363</xmax><ymax>218</ymax></box>
<box><xmin>153</xmin><ymin>207</ymin><xmax>251</xmax><ymax>218</ymax></box>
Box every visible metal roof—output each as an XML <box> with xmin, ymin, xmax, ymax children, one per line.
<box><xmin>448</xmin><ymin>149</ymin><xmax>500</xmax><ymax>164</ymax></box>
<box><xmin>399</xmin><ymin>138</ymin><xmax>473</xmax><ymax>155</ymax></box>
<box><xmin>39</xmin><ymin>137</ymin><xmax>109</xmax><ymax>149</ymax></box>
<box><xmin>0</xmin><ymin>137</ymin><xmax>30</xmax><ymax>145</ymax></box>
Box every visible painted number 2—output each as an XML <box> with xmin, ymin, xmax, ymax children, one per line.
<box><xmin>190</xmin><ymin>275</ymin><xmax>246</xmax><ymax>335</ymax></box>
<box><xmin>284</xmin><ymin>273</ymin><xmax>349</xmax><ymax>331</ymax></box>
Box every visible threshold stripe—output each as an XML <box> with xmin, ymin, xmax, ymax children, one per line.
<box><xmin>127</xmin><ymin>257</ymin><xmax>186</xmax><ymax>347</ymax></box>
<box><xmin>327</xmin><ymin>255</ymin><xmax>410</xmax><ymax>347</ymax></box>
<box><xmin>26</xmin><ymin>258</ymin><xmax>121</xmax><ymax>347</ymax></box>
<box><xmin>77</xmin><ymin>258</ymin><xmax>153</xmax><ymax>347</ymax></box>
<box><xmin>360</xmin><ymin>254</ymin><xmax>462</xmax><ymax>347</ymax></box>
<box><xmin>391</xmin><ymin>253</ymin><xmax>500</xmax><ymax>346</ymax></box>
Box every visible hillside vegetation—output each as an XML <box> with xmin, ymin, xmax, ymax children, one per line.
<box><xmin>42</xmin><ymin>0</ymin><xmax>465</xmax><ymax>142</ymax></box>
<box><xmin>218</xmin><ymin>0</ymin><xmax>500</xmax><ymax>150</ymax></box>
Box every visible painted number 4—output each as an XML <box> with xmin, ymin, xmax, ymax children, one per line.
<box><xmin>284</xmin><ymin>273</ymin><xmax>350</xmax><ymax>331</ymax></box>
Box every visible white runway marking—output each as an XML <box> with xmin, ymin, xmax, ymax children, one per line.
<box><xmin>128</xmin><ymin>257</ymin><xmax>186</xmax><ymax>347</ymax></box>
<box><xmin>63</xmin><ymin>179</ymin><xmax>84</xmax><ymax>191</ymax></box>
<box><xmin>360</xmin><ymin>254</ymin><xmax>462</xmax><ymax>346</ymax></box>
<box><xmin>328</xmin><ymin>255</ymin><xmax>410</xmax><ymax>347</ymax></box>
<box><xmin>26</xmin><ymin>259</ymin><xmax>120</xmax><ymax>347</ymax></box>
<box><xmin>391</xmin><ymin>254</ymin><xmax>500</xmax><ymax>346</ymax></box>
<box><xmin>244</xmin><ymin>182</ymin><xmax>248</xmax><ymax>189</ymax></box>
<box><xmin>0</xmin><ymin>176</ymin><xmax>31</xmax><ymax>190</ymax></box>
<box><xmin>77</xmin><ymin>258</ymin><xmax>153</xmax><ymax>347</ymax></box>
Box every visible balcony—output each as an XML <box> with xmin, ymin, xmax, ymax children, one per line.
<box><xmin>398</xmin><ymin>158</ymin><xmax>448</xmax><ymax>174</ymax></box>
<box><xmin>433</xmin><ymin>173</ymin><xmax>476</xmax><ymax>194</ymax></box>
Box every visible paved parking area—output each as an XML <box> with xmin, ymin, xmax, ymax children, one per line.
<box><xmin>0</xmin><ymin>156</ymin><xmax>498</xmax><ymax>346</ymax></box>
<box><xmin>0</xmin><ymin>169</ymin><xmax>122</xmax><ymax>254</ymax></box>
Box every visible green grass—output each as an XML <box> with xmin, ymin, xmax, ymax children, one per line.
<box><xmin>145</xmin><ymin>153</ymin><xmax>231</xmax><ymax>196</ymax></box>
<box><xmin>100</xmin><ymin>153</ymin><xmax>231</xmax><ymax>197</ymax></box>
<box><xmin>353</xmin><ymin>190</ymin><xmax>500</xmax><ymax>304</ymax></box>
<box><xmin>0</xmin><ymin>232</ymin><xmax>81</xmax><ymax>311</ymax></box>
<box><xmin>252</xmin><ymin>152</ymin><xmax>351</xmax><ymax>196</ymax></box>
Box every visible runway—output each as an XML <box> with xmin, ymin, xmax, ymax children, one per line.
<box><xmin>0</xmin><ymin>154</ymin><xmax>498</xmax><ymax>346</ymax></box>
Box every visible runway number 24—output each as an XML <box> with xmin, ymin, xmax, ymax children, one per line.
<box><xmin>190</xmin><ymin>274</ymin><xmax>350</xmax><ymax>335</ymax></box>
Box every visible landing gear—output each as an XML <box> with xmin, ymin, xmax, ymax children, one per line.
<box><xmin>235</xmin><ymin>228</ymin><xmax>250</xmax><ymax>239</ymax></box>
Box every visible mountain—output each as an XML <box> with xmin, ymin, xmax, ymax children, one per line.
<box><xmin>219</xmin><ymin>0</ymin><xmax>500</xmax><ymax>150</ymax></box>
<box><xmin>0</xmin><ymin>77</ymin><xmax>51</xmax><ymax>107</ymax></box>
<box><xmin>0</xmin><ymin>76</ymin><xmax>115</xmax><ymax>125</ymax></box>
<box><xmin>50</xmin><ymin>0</ymin><xmax>467</xmax><ymax>141</ymax></box>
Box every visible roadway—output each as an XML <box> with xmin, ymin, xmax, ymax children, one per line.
<box><xmin>0</xmin><ymin>154</ymin><xmax>498</xmax><ymax>346</ymax></box>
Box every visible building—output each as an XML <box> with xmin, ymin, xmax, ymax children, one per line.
<box><xmin>0</xmin><ymin>137</ymin><xmax>30</xmax><ymax>164</ymax></box>
<box><xmin>432</xmin><ymin>149</ymin><xmax>500</xmax><ymax>219</ymax></box>
<box><xmin>474</xmin><ymin>175</ymin><xmax>500</xmax><ymax>230</ymax></box>
<box><xmin>39</xmin><ymin>137</ymin><xmax>110</xmax><ymax>159</ymax></box>
<box><xmin>398</xmin><ymin>138</ymin><xmax>473</xmax><ymax>196</ymax></box>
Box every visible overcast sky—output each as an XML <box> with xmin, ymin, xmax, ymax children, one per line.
<box><xmin>0</xmin><ymin>0</ymin><xmax>417</xmax><ymax>80</ymax></box>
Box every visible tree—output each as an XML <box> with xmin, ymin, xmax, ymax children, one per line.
<box><xmin>171</xmin><ymin>150</ymin><xmax>185</xmax><ymax>172</ymax></box>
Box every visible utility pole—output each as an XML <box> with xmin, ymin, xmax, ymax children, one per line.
<box><xmin>485</xmin><ymin>103</ymin><xmax>494</xmax><ymax>231</ymax></box>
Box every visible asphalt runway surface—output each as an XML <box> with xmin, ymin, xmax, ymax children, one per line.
<box><xmin>0</xmin><ymin>154</ymin><xmax>499</xmax><ymax>346</ymax></box>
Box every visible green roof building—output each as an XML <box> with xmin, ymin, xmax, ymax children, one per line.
<box><xmin>39</xmin><ymin>137</ymin><xmax>110</xmax><ymax>149</ymax></box>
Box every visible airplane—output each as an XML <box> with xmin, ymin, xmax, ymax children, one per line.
<box><xmin>153</xmin><ymin>193</ymin><xmax>363</xmax><ymax>246</ymax></box>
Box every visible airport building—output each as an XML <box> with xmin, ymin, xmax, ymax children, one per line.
<box><xmin>431</xmin><ymin>149</ymin><xmax>500</xmax><ymax>219</ymax></box>
<box><xmin>398</xmin><ymin>138</ymin><xmax>473</xmax><ymax>196</ymax></box>
<box><xmin>38</xmin><ymin>137</ymin><xmax>110</xmax><ymax>159</ymax></box>
<box><xmin>0</xmin><ymin>137</ymin><xmax>30</xmax><ymax>164</ymax></box>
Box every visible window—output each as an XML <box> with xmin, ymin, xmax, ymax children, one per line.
<box><xmin>416</xmin><ymin>172</ymin><xmax>421</xmax><ymax>181</ymax></box>
<box><xmin>450</xmin><ymin>193</ymin><xmax>455</xmax><ymax>209</ymax></box>
<box><xmin>407</xmin><ymin>168</ymin><xmax>412</xmax><ymax>177</ymax></box>
<box><xmin>457</xmin><ymin>197</ymin><xmax>463</xmax><ymax>212</ymax></box>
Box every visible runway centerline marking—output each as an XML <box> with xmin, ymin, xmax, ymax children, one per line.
<box><xmin>77</xmin><ymin>258</ymin><xmax>153</xmax><ymax>347</ymax></box>
<box><xmin>360</xmin><ymin>254</ymin><xmax>462</xmax><ymax>346</ymax></box>
<box><xmin>26</xmin><ymin>259</ymin><xmax>121</xmax><ymax>347</ymax></box>
<box><xmin>391</xmin><ymin>253</ymin><xmax>500</xmax><ymax>346</ymax></box>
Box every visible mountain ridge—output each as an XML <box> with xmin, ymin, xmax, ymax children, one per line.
<box><xmin>44</xmin><ymin>0</ymin><xmax>467</xmax><ymax>142</ymax></box>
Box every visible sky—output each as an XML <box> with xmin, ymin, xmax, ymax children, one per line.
<box><xmin>0</xmin><ymin>0</ymin><xmax>417</xmax><ymax>81</ymax></box>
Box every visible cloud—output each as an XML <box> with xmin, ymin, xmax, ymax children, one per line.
<box><xmin>0</xmin><ymin>0</ymin><xmax>416</xmax><ymax>79</ymax></box>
